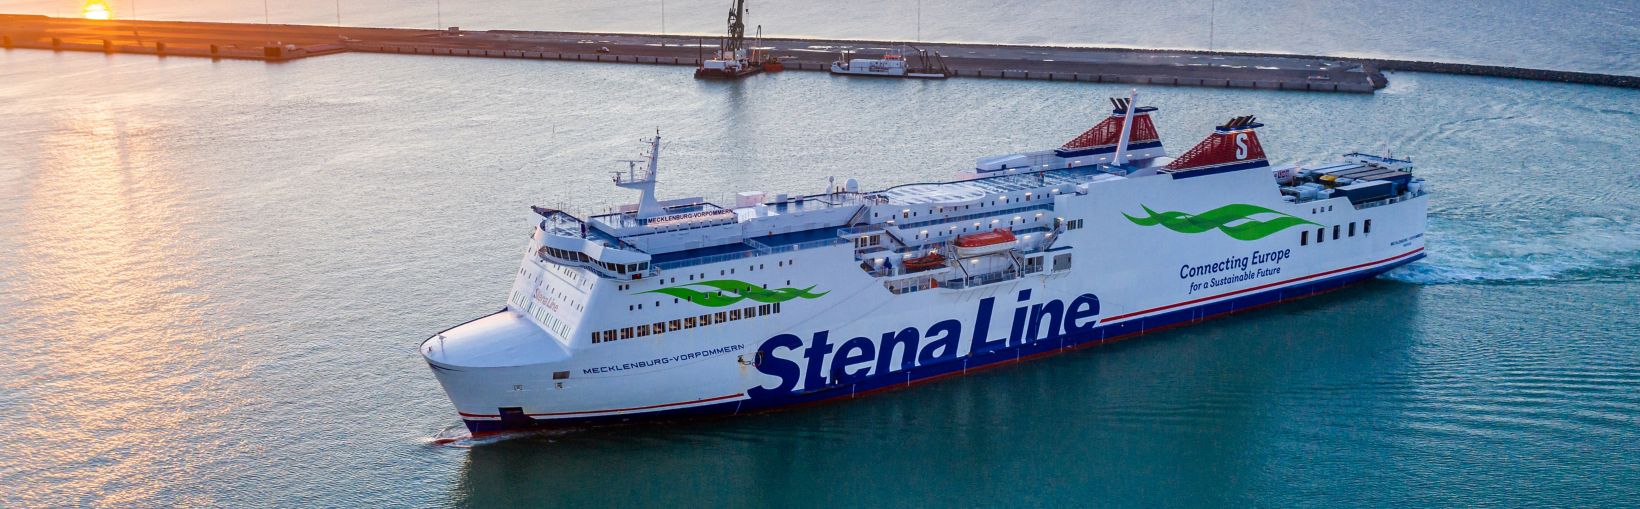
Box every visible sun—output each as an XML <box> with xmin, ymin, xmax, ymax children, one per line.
<box><xmin>82</xmin><ymin>0</ymin><xmax>113</xmax><ymax>20</ymax></box>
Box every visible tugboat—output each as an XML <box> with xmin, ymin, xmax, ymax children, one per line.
<box><xmin>830</xmin><ymin>47</ymin><xmax>949</xmax><ymax>79</ymax></box>
<box><xmin>695</xmin><ymin>0</ymin><xmax>764</xmax><ymax>79</ymax></box>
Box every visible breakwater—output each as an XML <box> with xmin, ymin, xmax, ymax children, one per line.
<box><xmin>3</xmin><ymin>14</ymin><xmax>1635</xmax><ymax>92</ymax></box>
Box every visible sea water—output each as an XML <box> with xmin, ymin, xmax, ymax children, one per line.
<box><xmin>1</xmin><ymin>14</ymin><xmax>1638</xmax><ymax>508</ymax></box>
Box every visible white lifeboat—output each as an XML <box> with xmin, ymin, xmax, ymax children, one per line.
<box><xmin>954</xmin><ymin>228</ymin><xmax>1018</xmax><ymax>257</ymax></box>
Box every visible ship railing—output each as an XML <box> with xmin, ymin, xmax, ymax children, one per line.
<box><xmin>939</xmin><ymin>268</ymin><xmax>1021</xmax><ymax>290</ymax></box>
<box><xmin>653</xmin><ymin>237</ymin><xmax>847</xmax><ymax>272</ymax></box>
<box><xmin>1352</xmin><ymin>188</ymin><xmax>1427</xmax><ymax>211</ymax></box>
<box><xmin>891</xmin><ymin>204</ymin><xmax>1055</xmax><ymax>232</ymax></box>
<box><xmin>653</xmin><ymin>250</ymin><xmax>760</xmax><ymax>271</ymax></box>
<box><xmin>765</xmin><ymin>237</ymin><xmax>848</xmax><ymax>254</ymax></box>
<box><xmin>837</xmin><ymin>223</ymin><xmax>890</xmax><ymax>237</ymax></box>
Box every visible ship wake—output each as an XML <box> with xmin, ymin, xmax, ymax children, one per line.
<box><xmin>1383</xmin><ymin>215</ymin><xmax>1640</xmax><ymax>285</ymax></box>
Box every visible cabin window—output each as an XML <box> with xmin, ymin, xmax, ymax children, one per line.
<box><xmin>1316</xmin><ymin>228</ymin><xmax>1325</xmax><ymax>243</ymax></box>
<box><xmin>636</xmin><ymin>325</ymin><xmax>650</xmax><ymax>336</ymax></box>
<box><xmin>1333</xmin><ymin>225</ymin><xmax>1341</xmax><ymax>240</ymax></box>
<box><xmin>1301</xmin><ymin>230</ymin><xmax>1309</xmax><ymax>246</ymax></box>
<box><xmin>590</xmin><ymin>332</ymin><xmax>598</xmax><ymax>343</ymax></box>
<box><xmin>760</xmin><ymin>304</ymin><xmax>771</xmax><ymax>315</ymax></box>
<box><xmin>621</xmin><ymin>328</ymin><xmax>633</xmax><ymax>339</ymax></box>
<box><xmin>700</xmin><ymin>314</ymin><xmax>714</xmax><ymax>326</ymax></box>
<box><xmin>715</xmin><ymin>312</ymin><xmax>728</xmax><ymax>322</ymax></box>
<box><xmin>653</xmin><ymin>322</ymin><xmax>666</xmax><ymax>334</ymax></box>
<box><xmin>1364</xmin><ymin>219</ymin><xmax>1372</xmax><ymax>234</ymax></box>
<box><xmin>1349</xmin><ymin>223</ymin><xmax>1356</xmax><ymax>237</ymax></box>
<box><xmin>730</xmin><ymin>309</ymin><xmax>742</xmax><ymax>320</ymax></box>
<box><xmin>684</xmin><ymin>317</ymin><xmax>697</xmax><ymax>328</ymax></box>
<box><xmin>669</xmin><ymin>319</ymin><xmax>682</xmax><ymax>331</ymax></box>
<box><xmin>774</xmin><ymin>303</ymin><xmax>782</xmax><ymax>313</ymax></box>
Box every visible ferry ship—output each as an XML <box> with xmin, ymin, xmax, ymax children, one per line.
<box><xmin>421</xmin><ymin>93</ymin><xmax>1428</xmax><ymax>433</ymax></box>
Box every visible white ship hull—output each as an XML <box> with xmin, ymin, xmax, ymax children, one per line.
<box><xmin>424</xmin><ymin>165</ymin><xmax>1426</xmax><ymax>433</ymax></box>
<box><xmin>421</xmin><ymin>98</ymin><xmax>1428</xmax><ymax>433</ymax></box>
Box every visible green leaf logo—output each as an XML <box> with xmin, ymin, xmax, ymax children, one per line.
<box><xmin>1123</xmin><ymin>203</ymin><xmax>1319</xmax><ymax>241</ymax></box>
<box><xmin>640</xmin><ymin>279</ymin><xmax>828</xmax><ymax>308</ymax></box>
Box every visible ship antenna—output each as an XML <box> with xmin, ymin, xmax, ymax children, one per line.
<box><xmin>614</xmin><ymin>131</ymin><xmax>667</xmax><ymax>219</ymax></box>
<box><xmin>1111</xmin><ymin>88</ymin><xmax>1139</xmax><ymax>167</ymax></box>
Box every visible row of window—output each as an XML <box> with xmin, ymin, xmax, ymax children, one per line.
<box><xmin>878</xmin><ymin>190</ymin><xmax>1059</xmax><ymax>220</ymax></box>
<box><xmin>1065</xmin><ymin>219</ymin><xmax>1085</xmax><ymax>230</ymax></box>
<box><xmin>592</xmin><ymin>303</ymin><xmax>783</xmax><ymax>344</ymax></box>
<box><xmin>538</xmin><ymin>246</ymin><xmax>649</xmax><ymax>275</ymax></box>
<box><xmin>1301</xmin><ymin>219</ymin><xmax>1371</xmax><ymax>246</ymax></box>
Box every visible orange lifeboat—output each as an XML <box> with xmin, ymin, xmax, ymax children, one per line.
<box><xmin>902</xmin><ymin>252</ymin><xmax>946</xmax><ymax>272</ymax></box>
<box><xmin>954</xmin><ymin>228</ymin><xmax>1017</xmax><ymax>257</ymax></box>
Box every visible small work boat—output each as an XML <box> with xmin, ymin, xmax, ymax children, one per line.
<box><xmin>830</xmin><ymin>47</ymin><xmax>949</xmax><ymax>79</ymax></box>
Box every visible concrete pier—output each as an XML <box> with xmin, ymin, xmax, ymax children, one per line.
<box><xmin>4</xmin><ymin>14</ymin><xmax>1635</xmax><ymax>92</ymax></box>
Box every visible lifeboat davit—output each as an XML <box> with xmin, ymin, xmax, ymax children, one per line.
<box><xmin>954</xmin><ymin>228</ymin><xmax>1018</xmax><ymax>257</ymax></box>
<box><xmin>902</xmin><ymin>252</ymin><xmax>946</xmax><ymax>272</ymax></box>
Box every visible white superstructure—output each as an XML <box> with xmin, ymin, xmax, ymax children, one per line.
<box><xmin>830</xmin><ymin>48</ymin><xmax>949</xmax><ymax>78</ymax></box>
<box><xmin>421</xmin><ymin>94</ymin><xmax>1428</xmax><ymax>433</ymax></box>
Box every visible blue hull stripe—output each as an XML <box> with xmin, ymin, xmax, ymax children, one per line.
<box><xmin>1054</xmin><ymin>140</ymin><xmax>1163</xmax><ymax>158</ymax></box>
<box><xmin>464</xmin><ymin>251</ymin><xmax>1424</xmax><ymax>433</ymax></box>
<box><xmin>1168</xmin><ymin>160</ymin><xmax>1271</xmax><ymax>179</ymax></box>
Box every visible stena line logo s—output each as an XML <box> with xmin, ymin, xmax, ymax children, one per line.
<box><xmin>1234</xmin><ymin>132</ymin><xmax>1249</xmax><ymax>160</ymax></box>
<box><xmin>749</xmin><ymin>290</ymin><xmax>1100</xmax><ymax>398</ymax></box>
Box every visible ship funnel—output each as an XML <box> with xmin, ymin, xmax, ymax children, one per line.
<box><xmin>1163</xmin><ymin>115</ymin><xmax>1269</xmax><ymax>176</ymax></box>
<box><xmin>1056</xmin><ymin>97</ymin><xmax>1162</xmax><ymax>160</ymax></box>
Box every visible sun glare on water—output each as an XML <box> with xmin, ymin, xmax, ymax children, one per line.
<box><xmin>82</xmin><ymin>0</ymin><xmax>114</xmax><ymax>20</ymax></box>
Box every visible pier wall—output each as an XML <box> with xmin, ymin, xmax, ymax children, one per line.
<box><xmin>3</xmin><ymin>15</ymin><xmax>1635</xmax><ymax>93</ymax></box>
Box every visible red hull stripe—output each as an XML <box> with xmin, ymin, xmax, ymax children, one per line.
<box><xmin>458</xmin><ymin>393</ymin><xmax>744</xmax><ymax>419</ymax></box>
<box><xmin>1100</xmin><ymin>247</ymin><xmax>1424</xmax><ymax>324</ymax></box>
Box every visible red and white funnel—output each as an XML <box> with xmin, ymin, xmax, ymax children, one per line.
<box><xmin>1163</xmin><ymin>115</ymin><xmax>1269</xmax><ymax>176</ymax></box>
<box><xmin>1055</xmin><ymin>96</ymin><xmax>1163</xmax><ymax>160</ymax></box>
